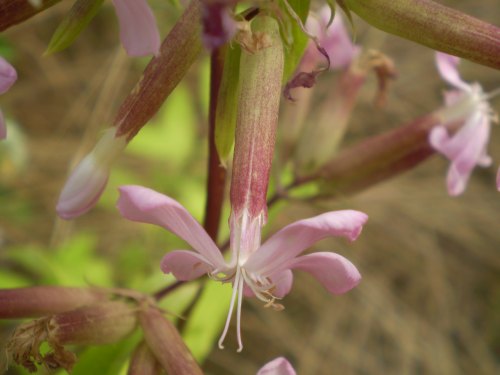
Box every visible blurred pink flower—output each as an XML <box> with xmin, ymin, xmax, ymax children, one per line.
<box><xmin>117</xmin><ymin>185</ymin><xmax>366</xmax><ymax>351</ymax></box>
<box><xmin>111</xmin><ymin>0</ymin><xmax>160</xmax><ymax>57</ymax></box>
<box><xmin>257</xmin><ymin>357</ymin><xmax>296</xmax><ymax>375</ymax></box>
<box><xmin>430</xmin><ymin>52</ymin><xmax>496</xmax><ymax>196</ymax></box>
<box><xmin>303</xmin><ymin>8</ymin><xmax>360</xmax><ymax>70</ymax></box>
<box><xmin>57</xmin><ymin>129</ymin><xmax>126</xmax><ymax>219</ymax></box>
<box><xmin>0</xmin><ymin>57</ymin><xmax>17</xmax><ymax>140</ymax></box>
<box><xmin>201</xmin><ymin>1</ymin><xmax>237</xmax><ymax>50</ymax></box>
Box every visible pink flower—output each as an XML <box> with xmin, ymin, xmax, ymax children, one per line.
<box><xmin>57</xmin><ymin>129</ymin><xmax>126</xmax><ymax>219</ymax></box>
<box><xmin>117</xmin><ymin>185</ymin><xmax>367</xmax><ymax>351</ymax></box>
<box><xmin>111</xmin><ymin>0</ymin><xmax>160</xmax><ymax>57</ymax></box>
<box><xmin>201</xmin><ymin>1</ymin><xmax>237</xmax><ymax>50</ymax></box>
<box><xmin>430</xmin><ymin>52</ymin><xmax>496</xmax><ymax>196</ymax></box>
<box><xmin>257</xmin><ymin>357</ymin><xmax>296</xmax><ymax>375</ymax></box>
<box><xmin>0</xmin><ymin>57</ymin><xmax>17</xmax><ymax>140</ymax></box>
<box><xmin>303</xmin><ymin>8</ymin><xmax>360</xmax><ymax>70</ymax></box>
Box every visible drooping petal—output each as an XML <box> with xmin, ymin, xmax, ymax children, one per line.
<box><xmin>257</xmin><ymin>357</ymin><xmax>296</xmax><ymax>375</ymax></box>
<box><xmin>288</xmin><ymin>252</ymin><xmax>361</xmax><ymax>294</ymax></box>
<box><xmin>435</xmin><ymin>52</ymin><xmax>469</xmax><ymax>91</ymax></box>
<box><xmin>245</xmin><ymin>210</ymin><xmax>368</xmax><ymax>276</ymax></box>
<box><xmin>0</xmin><ymin>57</ymin><xmax>17</xmax><ymax>95</ymax></box>
<box><xmin>57</xmin><ymin>129</ymin><xmax>126</xmax><ymax>219</ymax></box>
<box><xmin>111</xmin><ymin>0</ymin><xmax>161</xmax><ymax>57</ymax></box>
<box><xmin>0</xmin><ymin>110</ymin><xmax>6</xmax><ymax>140</ymax></box>
<box><xmin>269</xmin><ymin>269</ymin><xmax>293</xmax><ymax>298</ymax></box>
<box><xmin>161</xmin><ymin>250</ymin><xmax>214</xmax><ymax>280</ymax></box>
<box><xmin>117</xmin><ymin>185</ymin><xmax>226</xmax><ymax>268</ymax></box>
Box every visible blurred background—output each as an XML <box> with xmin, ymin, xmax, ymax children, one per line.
<box><xmin>0</xmin><ymin>0</ymin><xmax>499</xmax><ymax>374</ymax></box>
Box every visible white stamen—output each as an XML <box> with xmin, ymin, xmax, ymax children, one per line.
<box><xmin>236</xmin><ymin>272</ymin><xmax>244</xmax><ymax>352</ymax></box>
<box><xmin>218</xmin><ymin>267</ymin><xmax>241</xmax><ymax>349</ymax></box>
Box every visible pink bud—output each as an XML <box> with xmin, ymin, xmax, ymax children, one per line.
<box><xmin>0</xmin><ymin>57</ymin><xmax>17</xmax><ymax>94</ymax></box>
<box><xmin>57</xmin><ymin>129</ymin><xmax>126</xmax><ymax>219</ymax></box>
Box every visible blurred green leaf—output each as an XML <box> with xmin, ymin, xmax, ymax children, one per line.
<box><xmin>215</xmin><ymin>45</ymin><xmax>241</xmax><ymax>166</ymax></box>
<box><xmin>126</xmin><ymin>84</ymin><xmax>196</xmax><ymax>167</ymax></box>
<box><xmin>282</xmin><ymin>0</ymin><xmax>311</xmax><ymax>81</ymax></box>
<box><xmin>71</xmin><ymin>331</ymin><xmax>141</xmax><ymax>375</ymax></box>
<box><xmin>46</xmin><ymin>0</ymin><xmax>105</xmax><ymax>54</ymax></box>
<box><xmin>182</xmin><ymin>281</ymin><xmax>232</xmax><ymax>362</ymax></box>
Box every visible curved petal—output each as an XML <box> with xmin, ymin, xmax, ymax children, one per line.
<box><xmin>322</xmin><ymin>11</ymin><xmax>360</xmax><ymax>70</ymax></box>
<box><xmin>245</xmin><ymin>210</ymin><xmax>368</xmax><ymax>276</ymax></box>
<box><xmin>257</xmin><ymin>357</ymin><xmax>296</xmax><ymax>375</ymax></box>
<box><xmin>0</xmin><ymin>110</ymin><xmax>6</xmax><ymax>140</ymax></box>
<box><xmin>161</xmin><ymin>250</ymin><xmax>213</xmax><ymax>281</ymax></box>
<box><xmin>270</xmin><ymin>269</ymin><xmax>293</xmax><ymax>298</ymax></box>
<box><xmin>117</xmin><ymin>185</ymin><xmax>226</xmax><ymax>268</ymax></box>
<box><xmin>0</xmin><ymin>57</ymin><xmax>17</xmax><ymax>95</ymax></box>
<box><xmin>435</xmin><ymin>52</ymin><xmax>469</xmax><ymax>91</ymax></box>
<box><xmin>288</xmin><ymin>252</ymin><xmax>361</xmax><ymax>294</ymax></box>
<box><xmin>111</xmin><ymin>0</ymin><xmax>160</xmax><ymax>57</ymax></box>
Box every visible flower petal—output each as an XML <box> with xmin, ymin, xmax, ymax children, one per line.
<box><xmin>270</xmin><ymin>269</ymin><xmax>293</xmax><ymax>298</ymax></box>
<box><xmin>322</xmin><ymin>11</ymin><xmax>360</xmax><ymax>70</ymax></box>
<box><xmin>111</xmin><ymin>0</ymin><xmax>161</xmax><ymax>57</ymax></box>
<box><xmin>435</xmin><ymin>52</ymin><xmax>469</xmax><ymax>91</ymax></box>
<box><xmin>201</xmin><ymin>2</ymin><xmax>237</xmax><ymax>50</ymax></box>
<box><xmin>0</xmin><ymin>110</ymin><xmax>6</xmax><ymax>140</ymax></box>
<box><xmin>289</xmin><ymin>252</ymin><xmax>361</xmax><ymax>294</ymax></box>
<box><xmin>245</xmin><ymin>210</ymin><xmax>368</xmax><ymax>276</ymax></box>
<box><xmin>161</xmin><ymin>250</ymin><xmax>213</xmax><ymax>280</ymax></box>
<box><xmin>0</xmin><ymin>57</ymin><xmax>17</xmax><ymax>95</ymax></box>
<box><xmin>117</xmin><ymin>185</ymin><xmax>226</xmax><ymax>268</ymax></box>
<box><xmin>257</xmin><ymin>357</ymin><xmax>296</xmax><ymax>375</ymax></box>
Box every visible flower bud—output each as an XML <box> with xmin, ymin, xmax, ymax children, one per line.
<box><xmin>343</xmin><ymin>0</ymin><xmax>500</xmax><ymax>69</ymax></box>
<box><xmin>0</xmin><ymin>286</ymin><xmax>108</xmax><ymax>319</ymax></box>
<box><xmin>6</xmin><ymin>301</ymin><xmax>138</xmax><ymax>373</ymax></box>
<box><xmin>139</xmin><ymin>306</ymin><xmax>203</xmax><ymax>375</ymax></box>
<box><xmin>56</xmin><ymin>128</ymin><xmax>126</xmax><ymax>219</ymax></box>
<box><xmin>230</xmin><ymin>15</ymin><xmax>284</xmax><ymax>220</ymax></box>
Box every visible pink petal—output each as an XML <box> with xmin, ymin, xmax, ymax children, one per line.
<box><xmin>270</xmin><ymin>269</ymin><xmax>293</xmax><ymax>298</ymax></box>
<box><xmin>435</xmin><ymin>52</ymin><xmax>469</xmax><ymax>91</ymax></box>
<box><xmin>111</xmin><ymin>0</ymin><xmax>160</xmax><ymax>57</ymax></box>
<box><xmin>257</xmin><ymin>357</ymin><xmax>296</xmax><ymax>375</ymax></box>
<box><xmin>289</xmin><ymin>252</ymin><xmax>361</xmax><ymax>294</ymax></box>
<box><xmin>0</xmin><ymin>57</ymin><xmax>17</xmax><ymax>95</ymax></box>
<box><xmin>0</xmin><ymin>110</ymin><xmax>6</xmax><ymax>140</ymax></box>
<box><xmin>496</xmin><ymin>167</ymin><xmax>500</xmax><ymax>191</ymax></box>
<box><xmin>161</xmin><ymin>250</ymin><xmax>213</xmax><ymax>280</ymax></box>
<box><xmin>201</xmin><ymin>2</ymin><xmax>237</xmax><ymax>50</ymax></box>
<box><xmin>245</xmin><ymin>210</ymin><xmax>368</xmax><ymax>276</ymax></box>
<box><xmin>321</xmin><ymin>11</ymin><xmax>360</xmax><ymax>70</ymax></box>
<box><xmin>117</xmin><ymin>185</ymin><xmax>226</xmax><ymax>268</ymax></box>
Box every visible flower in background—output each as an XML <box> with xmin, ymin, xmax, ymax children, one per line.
<box><xmin>302</xmin><ymin>8</ymin><xmax>360</xmax><ymax>71</ymax></box>
<box><xmin>111</xmin><ymin>0</ymin><xmax>161</xmax><ymax>57</ymax></box>
<box><xmin>117</xmin><ymin>185</ymin><xmax>366</xmax><ymax>351</ymax></box>
<box><xmin>201</xmin><ymin>0</ymin><xmax>237</xmax><ymax>50</ymax></box>
<box><xmin>430</xmin><ymin>52</ymin><xmax>497</xmax><ymax>196</ymax></box>
<box><xmin>0</xmin><ymin>57</ymin><xmax>17</xmax><ymax>140</ymax></box>
<box><xmin>57</xmin><ymin>129</ymin><xmax>126</xmax><ymax>219</ymax></box>
<box><xmin>257</xmin><ymin>357</ymin><xmax>296</xmax><ymax>375</ymax></box>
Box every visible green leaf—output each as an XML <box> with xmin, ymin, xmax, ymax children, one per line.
<box><xmin>182</xmin><ymin>281</ymin><xmax>232</xmax><ymax>362</ymax></box>
<box><xmin>71</xmin><ymin>331</ymin><xmax>142</xmax><ymax>375</ymax></box>
<box><xmin>46</xmin><ymin>0</ymin><xmax>105</xmax><ymax>55</ymax></box>
<box><xmin>214</xmin><ymin>45</ymin><xmax>241</xmax><ymax>166</ymax></box>
<box><xmin>282</xmin><ymin>0</ymin><xmax>311</xmax><ymax>81</ymax></box>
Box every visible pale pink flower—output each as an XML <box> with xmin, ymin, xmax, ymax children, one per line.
<box><xmin>430</xmin><ymin>52</ymin><xmax>497</xmax><ymax>196</ymax></box>
<box><xmin>57</xmin><ymin>129</ymin><xmax>126</xmax><ymax>219</ymax></box>
<box><xmin>257</xmin><ymin>357</ymin><xmax>296</xmax><ymax>375</ymax></box>
<box><xmin>303</xmin><ymin>8</ymin><xmax>360</xmax><ymax>70</ymax></box>
<box><xmin>117</xmin><ymin>185</ymin><xmax>367</xmax><ymax>351</ymax></box>
<box><xmin>111</xmin><ymin>0</ymin><xmax>161</xmax><ymax>57</ymax></box>
<box><xmin>0</xmin><ymin>57</ymin><xmax>17</xmax><ymax>140</ymax></box>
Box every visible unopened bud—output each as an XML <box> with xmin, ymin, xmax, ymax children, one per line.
<box><xmin>127</xmin><ymin>341</ymin><xmax>162</xmax><ymax>375</ymax></box>
<box><xmin>343</xmin><ymin>0</ymin><xmax>500</xmax><ymax>69</ymax></box>
<box><xmin>5</xmin><ymin>301</ymin><xmax>137</xmax><ymax>373</ymax></box>
<box><xmin>0</xmin><ymin>286</ymin><xmax>108</xmax><ymax>319</ymax></box>
<box><xmin>56</xmin><ymin>128</ymin><xmax>126</xmax><ymax>219</ymax></box>
<box><xmin>230</xmin><ymin>15</ymin><xmax>284</xmax><ymax>220</ymax></box>
<box><xmin>139</xmin><ymin>306</ymin><xmax>203</xmax><ymax>375</ymax></box>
